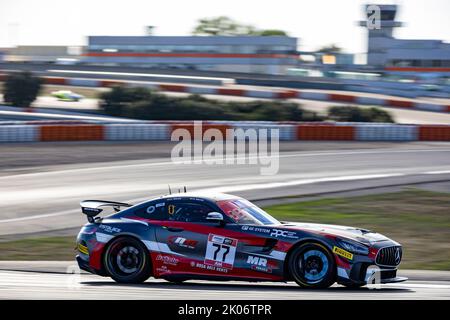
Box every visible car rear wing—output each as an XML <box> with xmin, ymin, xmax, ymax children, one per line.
<box><xmin>80</xmin><ymin>200</ymin><xmax>132</xmax><ymax>223</ymax></box>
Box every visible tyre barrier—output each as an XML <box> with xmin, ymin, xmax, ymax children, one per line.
<box><xmin>230</xmin><ymin>124</ymin><xmax>296</xmax><ymax>141</ymax></box>
<box><xmin>0</xmin><ymin>125</ymin><xmax>38</xmax><ymax>142</ymax></box>
<box><xmin>39</xmin><ymin>125</ymin><xmax>104</xmax><ymax>141</ymax></box>
<box><xmin>419</xmin><ymin>125</ymin><xmax>450</xmax><ymax>141</ymax></box>
<box><xmin>1</xmin><ymin>74</ymin><xmax>448</xmax><ymax>113</ymax></box>
<box><xmin>297</xmin><ymin>124</ymin><xmax>355</xmax><ymax>141</ymax></box>
<box><xmin>104</xmin><ymin>124</ymin><xmax>170</xmax><ymax>141</ymax></box>
<box><xmin>3</xmin><ymin>122</ymin><xmax>448</xmax><ymax>142</ymax></box>
<box><xmin>171</xmin><ymin>123</ymin><xmax>231</xmax><ymax>139</ymax></box>
<box><xmin>355</xmin><ymin>124</ymin><xmax>418</xmax><ymax>141</ymax></box>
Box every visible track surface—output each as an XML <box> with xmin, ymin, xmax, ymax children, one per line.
<box><xmin>1</xmin><ymin>141</ymin><xmax>449</xmax><ymax>236</ymax></box>
<box><xmin>0</xmin><ymin>269</ymin><xmax>449</xmax><ymax>299</ymax></box>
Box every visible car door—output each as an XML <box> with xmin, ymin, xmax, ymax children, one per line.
<box><xmin>153</xmin><ymin>199</ymin><xmax>281</xmax><ymax>280</ymax></box>
<box><xmin>153</xmin><ymin>199</ymin><xmax>236</xmax><ymax>276</ymax></box>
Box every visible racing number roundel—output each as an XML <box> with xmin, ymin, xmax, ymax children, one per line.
<box><xmin>204</xmin><ymin>234</ymin><xmax>238</xmax><ymax>269</ymax></box>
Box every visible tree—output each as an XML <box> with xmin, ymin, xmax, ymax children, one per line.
<box><xmin>257</xmin><ymin>29</ymin><xmax>289</xmax><ymax>36</ymax></box>
<box><xmin>192</xmin><ymin>17</ymin><xmax>289</xmax><ymax>37</ymax></box>
<box><xmin>317</xmin><ymin>44</ymin><xmax>343</xmax><ymax>53</ymax></box>
<box><xmin>3</xmin><ymin>71</ymin><xmax>42</xmax><ymax>108</ymax></box>
<box><xmin>192</xmin><ymin>16</ymin><xmax>257</xmax><ymax>36</ymax></box>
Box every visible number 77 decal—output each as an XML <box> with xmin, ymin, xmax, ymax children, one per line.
<box><xmin>204</xmin><ymin>234</ymin><xmax>238</xmax><ymax>269</ymax></box>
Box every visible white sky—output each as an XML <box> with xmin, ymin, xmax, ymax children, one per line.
<box><xmin>0</xmin><ymin>0</ymin><xmax>449</xmax><ymax>54</ymax></box>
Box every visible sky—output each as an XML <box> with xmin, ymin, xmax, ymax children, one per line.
<box><xmin>0</xmin><ymin>0</ymin><xmax>449</xmax><ymax>54</ymax></box>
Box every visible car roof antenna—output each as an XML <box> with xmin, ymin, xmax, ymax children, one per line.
<box><xmin>184</xmin><ymin>186</ymin><xmax>187</xmax><ymax>193</ymax></box>
<box><xmin>168</xmin><ymin>185</ymin><xmax>172</xmax><ymax>195</ymax></box>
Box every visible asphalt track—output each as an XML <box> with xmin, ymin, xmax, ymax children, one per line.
<box><xmin>1</xmin><ymin>142</ymin><xmax>450</xmax><ymax>299</ymax></box>
<box><xmin>0</xmin><ymin>268</ymin><xmax>449</xmax><ymax>299</ymax></box>
<box><xmin>1</xmin><ymin>141</ymin><xmax>450</xmax><ymax>236</ymax></box>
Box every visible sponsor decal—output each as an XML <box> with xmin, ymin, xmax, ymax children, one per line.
<box><xmin>247</xmin><ymin>255</ymin><xmax>267</xmax><ymax>267</ymax></box>
<box><xmin>192</xmin><ymin>261</ymin><xmax>229</xmax><ymax>273</ymax></box>
<box><xmin>95</xmin><ymin>232</ymin><xmax>114</xmax><ymax>243</ymax></box>
<box><xmin>156</xmin><ymin>254</ymin><xmax>179</xmax><ymax>266</ymax></box>
<box><xmin>156</xmin><ymin>265</ymin><xmax>170</xmax><ymax>274</ymax></box>
<box><xmin>83</xmin><ymin>207</ymin><xmax>101</xmax><ymax>213</ymax></box>
<box><xmin>168</xmin><ymin>236</ymin><xmax>198</xmax><ymax>249</ymax></box>
<box><xmin>333</xmin><ymin>246</ymin><xmax>354</xmax><ymax>260</ymax></box>
<box><xmin>188</xmin><ymin>197</ymin><xmax>205</xmax><ymax>202</ymax></box>
<box><xmin>98</xmin><ymin>225</ymin><xmax>121</xmax><ymax>233</ymax></box>
<box><xmin>156</xmin><ymin>202</ymin><xmax>165</xmax><ymax>208</ymax></box>
<box><xmin>241</xmin><ymin>225</ymin><xmax>270</xmax><ymax>234</ymax></box>
<box><xmin>269</xmin><ymin>229</ymin><xmax>298</xmax><ymax>239</ymax></box>
<box><xmin>147</xmin><ymin>206</ymin><xmax>155</xmax><ymax>214</ymax></box>
<box><xmin>77</xmin><ymin>243</ymin><xmax>89</xmax><ymax>255</ymax></box>
<box><xmin>247</xmin><ymin>255</ymin><xmax>272</xmax><ymax>273</ymax></box>
<box><xmin>204</xmin><ymin>234</ymin><xmax>238</xmax><ymax>269</ymax></box>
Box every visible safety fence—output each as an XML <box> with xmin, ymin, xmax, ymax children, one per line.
<box><xmin>1</xmin><ymin>74</ymin><xmax>448</xmax><ymax>113</ymax></box>
<box><xmin>1</xmin><ymin>122</ymin><xmax>450</xmax><ymax>142</ymax></box>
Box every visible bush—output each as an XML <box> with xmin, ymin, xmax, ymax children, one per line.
<box><xmin>3</xmin><ymin>71</ymin><xmax>42</xmax><ymax>108</ymax></box>
<box><xmin>99</xmin><ymin>86</ymin><xmax>394</xmax><ymax>123</ymax></box>
<box><xmin>327</xmin><ymin>106</ymin><xmax>394</xmax><ymax>123</ymax></box>
<box><xmin>99</xmin><ymin>86</ymin><xmax>323</xmax><ymax>122</ymax></box>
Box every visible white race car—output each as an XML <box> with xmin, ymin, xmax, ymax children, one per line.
<box><xmin>51</xmin><ymin>90</ymin><xmax>84</xmax><ymax>102</ymax></box>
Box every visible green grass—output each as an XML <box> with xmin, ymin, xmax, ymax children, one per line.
<box><xmin>264</xmin><ymin>189</ymin><xmax>450</xmax><ymax>270</ymax></box>
<box><xmin>0</xmin><ymin>189</ymin><xmax>449</xmax><ymax>270</ymax></box>
<box><xmin>0</xmin><ymin>236</ymin><xmax>76</xmax><ymax>261</ymax></box>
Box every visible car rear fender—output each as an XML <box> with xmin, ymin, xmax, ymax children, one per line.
<box><xmin>99</xmin><ymin>232</ymin><xmax>152</xmax><ymax>275</ymax></box>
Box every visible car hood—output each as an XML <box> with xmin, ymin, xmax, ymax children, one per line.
<box><xmin>278</xmin><ymin>222</ymin><xmax>393</xmax><ymax>245</ymax></box>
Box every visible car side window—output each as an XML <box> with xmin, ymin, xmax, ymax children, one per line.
<box><xmin>167</xmin><ymin>202</ymin><xmax>214</xmax><ymax>223</ymax></box>
<box><xmin>134</xmin><ymin>201</ymin><xmax>167</xmax><ymax>220</ymax></box>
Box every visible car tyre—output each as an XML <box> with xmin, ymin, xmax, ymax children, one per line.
<box><xmin>104</xmin><ymin>236</ymin><xmax>152</xmax><ymax>284</ymax></box>
<box><xmin>288</xmin><ymin>242</ymin><xmax>336</xmax><ymax>289</ymax></box>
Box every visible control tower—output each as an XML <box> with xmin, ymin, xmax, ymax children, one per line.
<box><xmin>359</xmin><ymin>4</ymin><xmax>403</xmax><ymax>66</ymax></box>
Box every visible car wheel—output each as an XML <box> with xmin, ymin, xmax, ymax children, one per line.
<box><xmin>104</xmin><ymin>237</ymin><xmax>152</xmax><ymax>284</ymax></box>
<box><xmin>288</xmin><ymin>242</ymin><xmax>336</xmax><ymax>289</ymax></box>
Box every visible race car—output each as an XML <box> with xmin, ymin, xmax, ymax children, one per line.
<box><xmin>76</xmin><ymin>192</ymin><xmax>406</xmax><ymax>288</ymax></box>
<box><xmin>50</xmin><ymin>90</ymin><xmax>84</xmax><ymax>102</ymax></box>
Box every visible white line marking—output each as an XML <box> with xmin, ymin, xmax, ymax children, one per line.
<box><xmin>47</xmin><ymin>69</ymin><xmax>233</xmax><ymax>82</ymax></box>
<box><xmin>1</xmin><ymin>148</ymin><xmax>450</xmax><ymax>180</ymax></box>
<box><xmin>0</xmin><ymin>209</ymin><xmax>78</xmax><ymax>223</ymax></box>
<box><xmin>424</xmin><ymin>170</ymin><xmax>450</xmax><ymax>175</ymax></box>
<box><xmin>199</xmin><ymin>173</ymin><xmax>406</xmax><ymax>193</ymax></box>
<box><xmin>384</xmin><ymin>283</ymin><xmax>450</xmax><ymax>289</ymax></box>
<box><xmin>0</xmin><ymin>110</ymin><xmax>134</xmax><ymax>122</ymax></box>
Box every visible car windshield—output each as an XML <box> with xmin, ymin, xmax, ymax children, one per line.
<box><xmin>216</xmin><ymin>199</ymin><xmax>280</xmax><ymax>225</ymax></box>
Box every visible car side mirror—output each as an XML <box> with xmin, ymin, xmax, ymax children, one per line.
<box><xmin>206</xmin><ymin>212</ymin><xmax>225</xmax><ymax>226</ymax></box>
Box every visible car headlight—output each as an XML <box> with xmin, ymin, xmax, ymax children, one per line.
<box><xmin>337</xmin><ymin>239</ymin><xmax>369</xmax><ymax>255</ymax></box>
